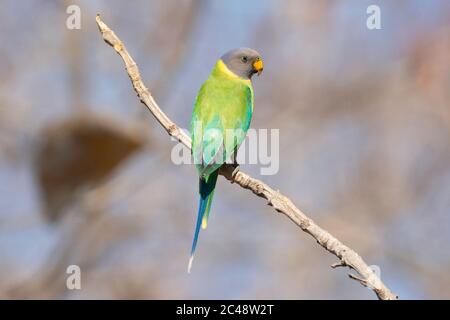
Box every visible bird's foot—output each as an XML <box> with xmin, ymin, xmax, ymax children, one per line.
<box><xmin>231</xmin><ymin>163</ymin><xmax>240</xmax><ymax>179</ymax></box>
<box><xmin>220</xmin><ymin>163</ymin><xmax>240</xmax><ymax>181</ymax></box>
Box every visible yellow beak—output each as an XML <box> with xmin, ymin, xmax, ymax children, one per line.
<box><xmin>253</xmin><ymin>58</ymin><xmax>264</xmax><ymax>75</ymax></box>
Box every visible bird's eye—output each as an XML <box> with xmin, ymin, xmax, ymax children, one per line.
<box><xmin>241</xmin><ymin>56</ymin><xmax>248</xmax><ymax>63</ymax></box>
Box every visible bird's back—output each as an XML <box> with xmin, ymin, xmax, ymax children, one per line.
<box><xmin>191</xmin><ymin>60</ymin><xmax>253</xmax><ymax>175</ymax></box>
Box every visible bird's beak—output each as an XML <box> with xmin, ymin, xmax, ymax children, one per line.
<box><xmin>253</xmin><ymin>58</ymin><xmax>263</xmax><ymax>76</ymax></box>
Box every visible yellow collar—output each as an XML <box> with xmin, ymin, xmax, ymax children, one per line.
<box><xmin>215</xmin><ymin>59</ymin><xmax>251</xmax><ymax>84</ymax></box>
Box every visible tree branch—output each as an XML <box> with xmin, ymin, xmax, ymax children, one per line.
<box><xmin>95</xmin><ymin>14</ymin><xmax>398</xmax><ymax>300</ymax></box>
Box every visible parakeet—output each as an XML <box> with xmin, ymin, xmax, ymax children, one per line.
<box><xmin>188</xmin><ymin>48</ymin><xmax>263</xmax><ymax>272</ymax></box>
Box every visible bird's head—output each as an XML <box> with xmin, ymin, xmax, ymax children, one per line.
<box><xmin>221</xmin><ymin>48</ymin><xmax>263</xmax><ymax>80</ymax></box>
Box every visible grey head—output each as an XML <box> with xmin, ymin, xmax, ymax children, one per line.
<box><xmin>220</xmin><ymin>48</ymin><xmax>263</xmax><ymax>80</ymax></box>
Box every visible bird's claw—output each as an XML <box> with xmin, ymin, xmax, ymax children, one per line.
<box><xmin>231</xmin><ymin>163</ymin><xmax>240</xmax><ymax>178</ymax></box>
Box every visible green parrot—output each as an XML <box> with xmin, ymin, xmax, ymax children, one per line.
<box><xmin>188</xmin><ymin>48</ymin><xmax>263</xmax><ymax>272</ymax></box>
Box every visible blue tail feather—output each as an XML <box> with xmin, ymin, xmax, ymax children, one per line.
<box><xmin>188</xmin><ymin>170</ymin><xmax>219</xmax><ymax>273</ymax></box>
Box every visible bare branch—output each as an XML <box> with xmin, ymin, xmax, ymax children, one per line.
<box><xmin>95</xmin><ymin>14</ymin><xmax>398</xmax><ymax>300</ymax></box>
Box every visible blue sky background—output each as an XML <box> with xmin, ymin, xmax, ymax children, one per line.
<box><xmin>0</xmin><ymin>0</ymin><xmax>449</xmax><ymax>299</ymax></box>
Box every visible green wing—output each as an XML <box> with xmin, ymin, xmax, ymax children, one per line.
<box><xmin>190</xmin><ymin>72</ymin><xmax>253</xmax><ymax>178</ymax></box>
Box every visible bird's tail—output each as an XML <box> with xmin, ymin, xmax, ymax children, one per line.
<box><xmin>188</xmin><ymin>170</ymin><xmax>219</xmax><ymax>273</ymax></box>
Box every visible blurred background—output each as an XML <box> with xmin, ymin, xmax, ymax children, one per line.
<box><xmin>0</xmin><ymin>0</ymin><xmax>449</xmax><ymax>299</ymax></box>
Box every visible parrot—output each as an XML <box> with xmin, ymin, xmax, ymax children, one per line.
<box><xmin>188</xmin><ymin>48</ymin><xmax>263</xmax><ymax>272</ymax></box>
